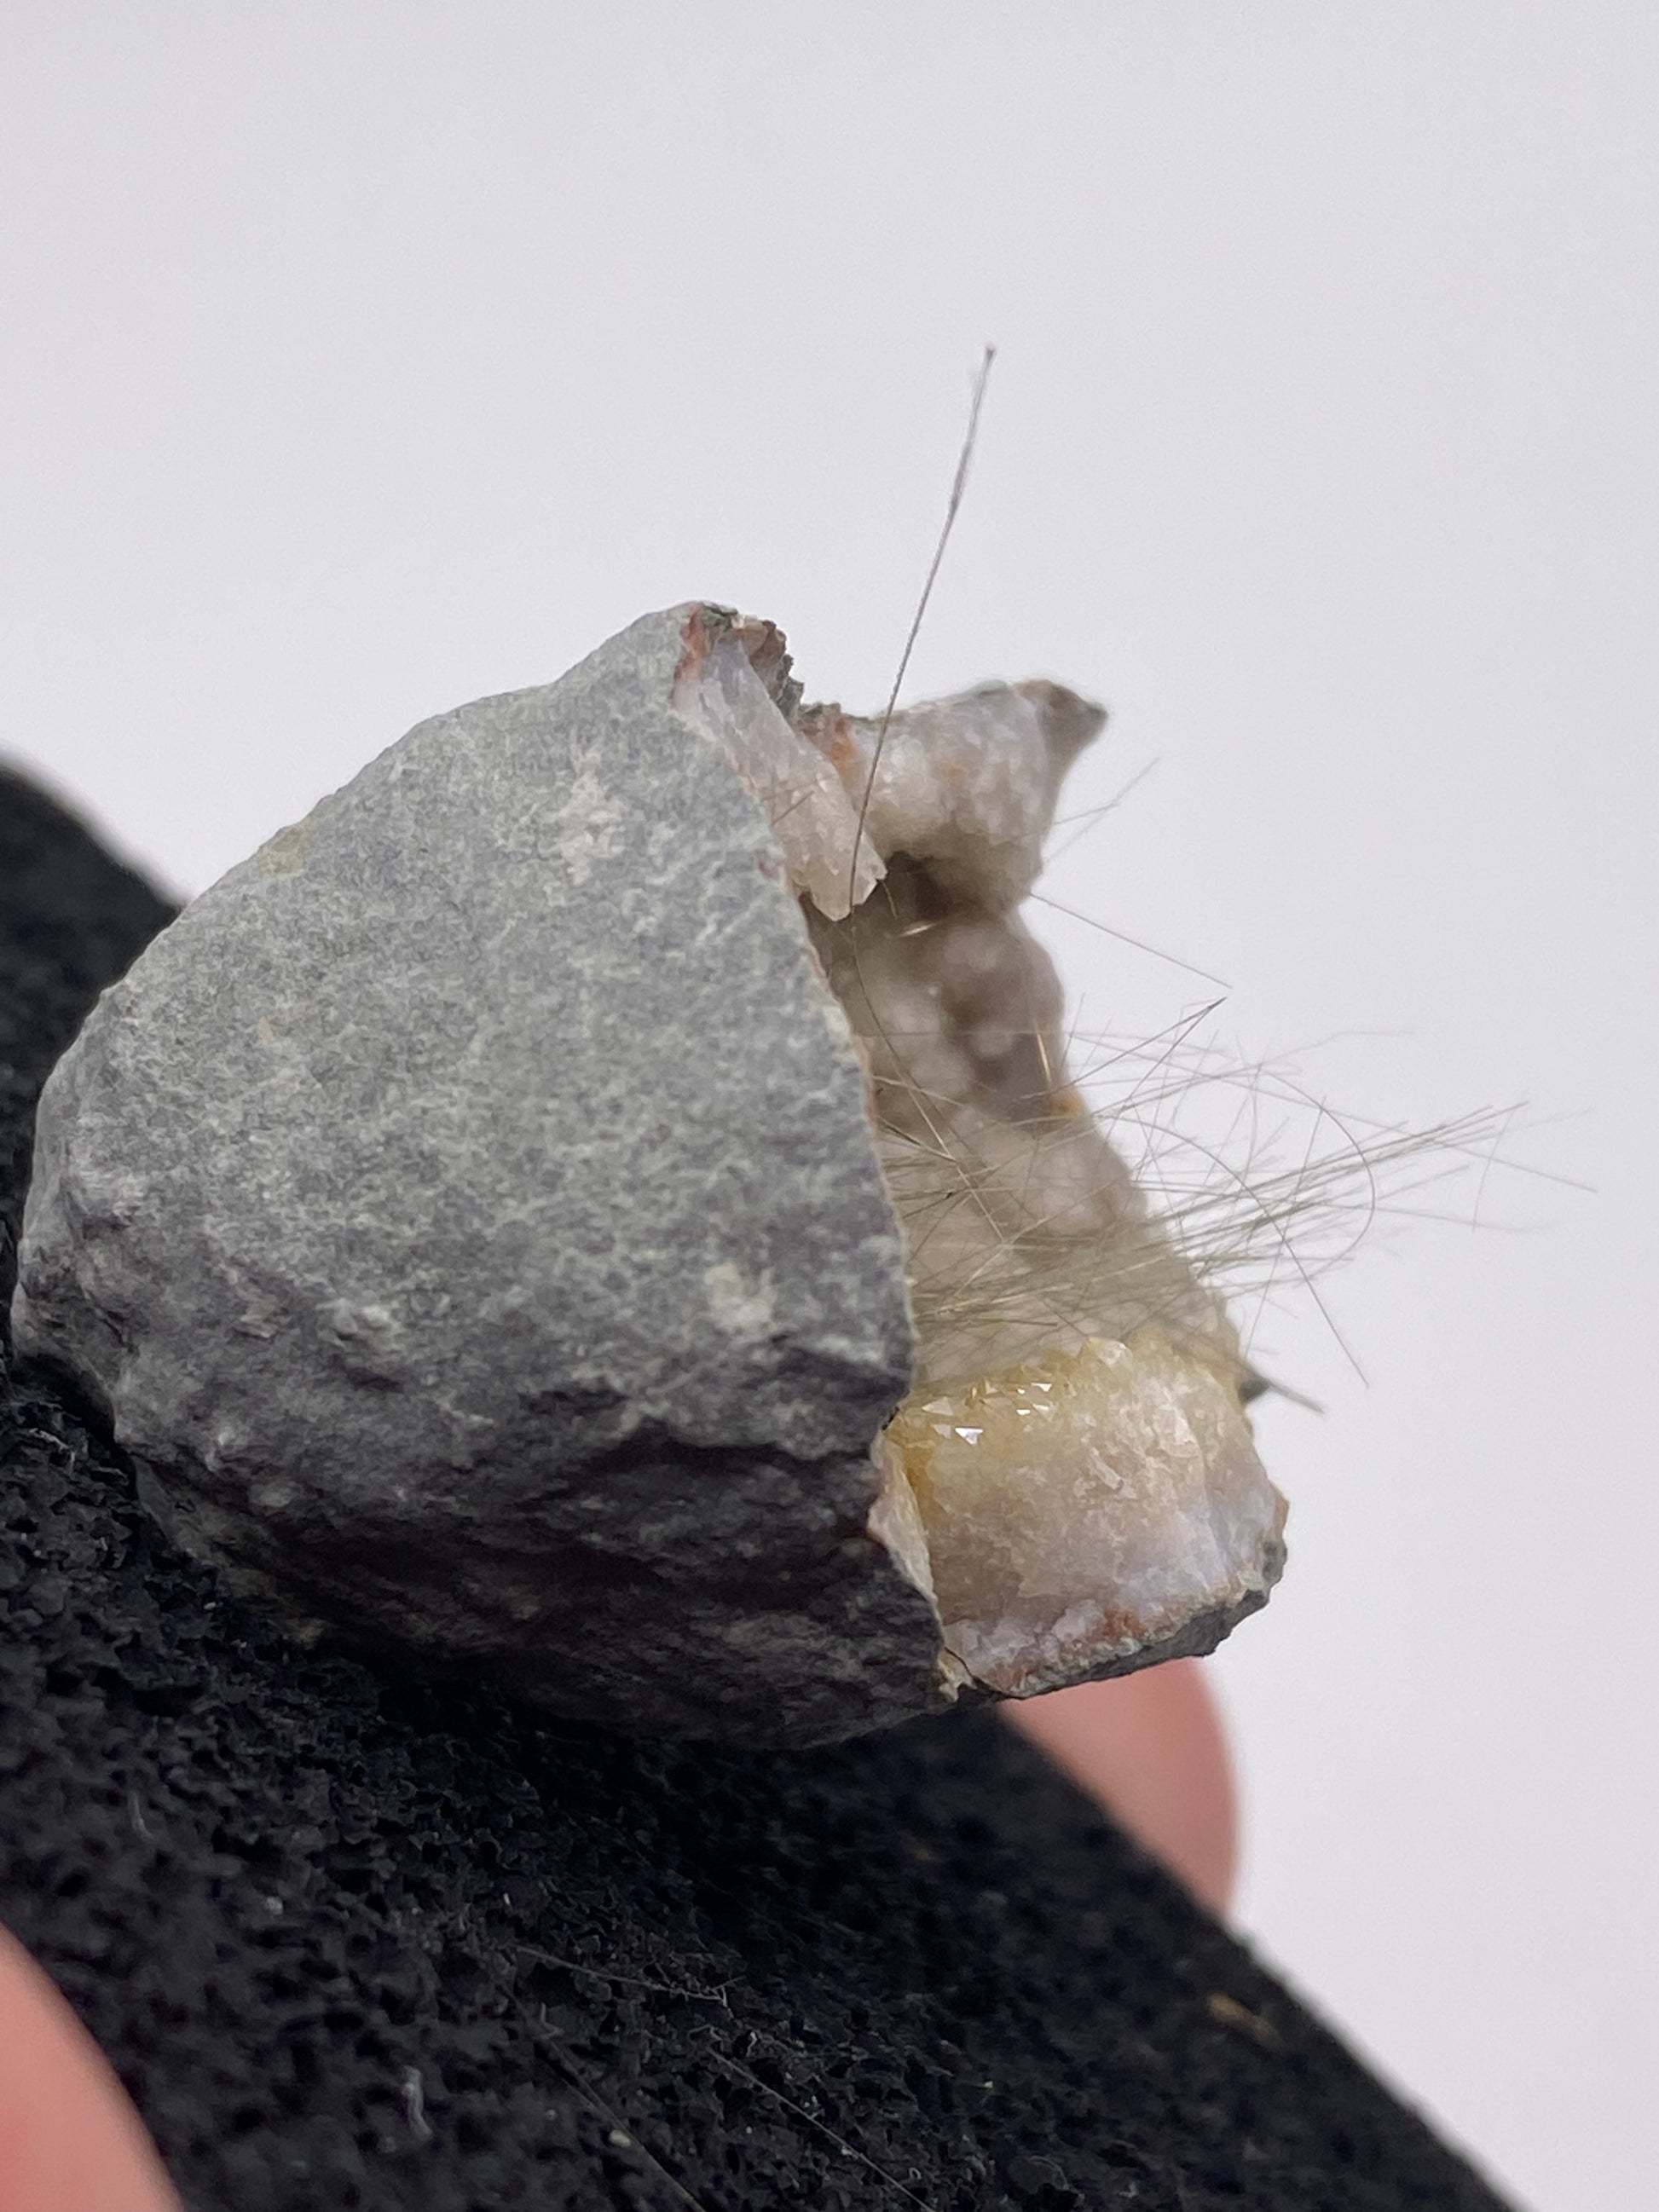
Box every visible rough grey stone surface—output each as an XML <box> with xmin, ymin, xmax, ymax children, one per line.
<box><xmin>13</xmin><ymin>607</ymin><xmax>949</xmax><ymax>1745</ymax></box>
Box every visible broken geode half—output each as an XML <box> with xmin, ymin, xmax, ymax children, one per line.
<box><xmin>10</xmin><ymin>604</ymin><xmax>1285</xmax><ymax>1746</ymax></box>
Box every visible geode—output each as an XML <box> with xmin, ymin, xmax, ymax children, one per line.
<box><xmin>10</xmin><ymin>604</ymin><xmax>1286</xmax><ymax>1745</ymax></box>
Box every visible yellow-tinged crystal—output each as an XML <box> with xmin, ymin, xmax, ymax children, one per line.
<box><xmin>881</xmin><ymin>1328</ymin><xmax>1286</xmax><ymax>1695</ymax></box>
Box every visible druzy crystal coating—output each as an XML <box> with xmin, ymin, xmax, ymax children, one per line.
<box><xmin>677</xmin><ymin>606</ymin><xmax>1286</xmax><ymax>1700</ymax></box>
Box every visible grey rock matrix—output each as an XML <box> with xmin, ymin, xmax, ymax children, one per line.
<box><xmin>14</xmin><ymin>609</ymin><xmax>945</xmax><ymax>1743</ymax></box>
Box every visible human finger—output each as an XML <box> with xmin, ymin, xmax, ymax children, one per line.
<box><xmin>1001</xmin><ymin>1658</ymin><xmax>1239</xmax><ymax>1915</ymax></box>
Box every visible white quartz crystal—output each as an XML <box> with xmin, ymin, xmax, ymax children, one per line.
<box><xmin>881</xmin><ymin>1330</ymin><xmax>1284</xmax><ymax>1693</ymax></box>
<box><xmin>678</xmin><ymin>604</ymin><xmax>1286</xmax><ymax>1701</ymax></box>
<box><xmin>672</xmin><ymin>609</ymin><xmax>882</xmax><ymax>919</ymax></box>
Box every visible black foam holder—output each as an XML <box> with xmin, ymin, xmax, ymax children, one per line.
<box><xmin>0</xmin><ymin>766</ymin><xmax>1510</xmax><ymax>2211</ymax></box>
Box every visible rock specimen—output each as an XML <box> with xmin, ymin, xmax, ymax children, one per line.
<box><xmin>11</xmin><ymin>604</ymin><xmax>1286</xmax><ymax>1744</ymax></box>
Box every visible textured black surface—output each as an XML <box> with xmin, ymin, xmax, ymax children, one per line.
<box><xmin>0</xmin><ymin>764</ymin><xmax>1512</xmax><ymax>2212</ymax></box>
<box><xmin>0</xmin><ymin>770</ymin><xmax>175</xmax><ymax>1317</ymax></box>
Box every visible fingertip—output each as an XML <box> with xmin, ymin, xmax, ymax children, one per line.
<box><xmin>1002</xmin><ymin>1658</ymin><xmax>1240</xmax><ymax>1915</ymax></box>
<box><xmin>0</xmin><ymin>1925</ymin><xmax>182</xmax><ymax>2212</ymax></box>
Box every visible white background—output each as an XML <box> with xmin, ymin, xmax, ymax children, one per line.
<box><xmin>3</xmin><ymin>9</ymin><xmax>1655</xmax><ymax>2208</ymax></box>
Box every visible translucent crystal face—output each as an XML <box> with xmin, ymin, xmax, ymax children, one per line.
<box><xmin>880</xmin><ymin>1330</ymin><xmax>1284</xmax><ymax>1693</ymax></box>
<box><xmin>672</xmin><ymin>609</ymin><xmax>881</xmax><ymax>919</ymax></box>
<box><xmin>674</xmin><ymin>608</ymin><xmax>1286</xmax><ymax>1699</ymax></box>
